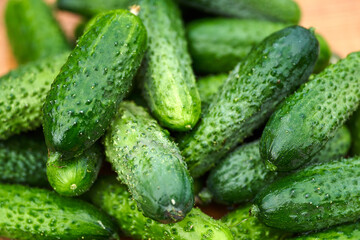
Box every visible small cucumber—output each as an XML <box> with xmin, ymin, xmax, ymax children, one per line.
<box><xmin>313</xmin><ymin>33</ymin><xmax>331</xmax><ymax>73</ymax></box>
<box><xmin>5</xmin><ymin>0</ymin><xmax>69</xmax><ymax>64</ymax></box>
<box><xmin>294</xmin><ymin>222</ymin><xmax>360</xmax><ymax>239</ymax></box>
<box><xmin>179</xmin><ymin>26</ymin><xmax>319</xmax><ymax>178</ymax></box>
<box><xmin>43</xmin><ymin>10</ymin><xmax>147</xmax><ymax>159</ymax></box>
<box><xmin>197</xmin><ymin>74</ymin><xmax>227</xmax><ymax>112</ymax></box>
<box><xmin>178</xmin><ymin>0</ymin><xmax>301</xmax><ymax>24</ymax></box>
<box><xmin>260</xmin><ymin>51</ymin><xmax>360</xmax><ymax>171</ymax></box>
<box><xmin>0</xmin><ymin>183</ymin><xmax>118</xmax><ymax>239</ymax></box>
<box><xmin>46</xmin><ymin>143</ymin><xmax>103</xmax><ymax>197</ymax></box>
<box><xmin>136</xmin><ymin>0</ymin><xmax>201</xmax><ymax>131</ymax></box>
<box><xmin>88</xmin><ymin>176</ymin><xmax>234</xmax><ymax>240</ymax></box>
<box><xmin>252</xmin><ymin>157</ymin><xmax>360</xmax><ymax>232</ymax></box>
<box><xmin>0</xmin><ymin>52</ymin><xmax>69</xmax><ymax>140</ymax></box>
<box><xmin>104</xmin><ymin>101</ymin><xmax>194</xmax><ymax>223</ymax></box>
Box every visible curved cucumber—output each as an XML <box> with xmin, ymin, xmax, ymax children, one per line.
<box><xmin>46</xmin><ymin>143</ymin><xmax>103</xmax><ymax>197</ymax></box>
<box><xmin>137</xmin><ymin>0</ymin><xmax>201</xmax><ymax>131</ymax></box>
<box><xmin>0</xmin><ymin>183</ymin><xmax>118</xmax><ymax>240</ymax></box>
<box><xmin>0</xmin><ymin>52</ymin><xmax>69</xmax><ymax>140</ymax></box>
<box><xmin>5</xmin><ymin>0</ymin><xmax>69</xmax><ymax>64</ymax></box>
<box><xmin>43</xmin><ymin>10</ymin><xmax>147</xmax><ymax>159</ymax></box>
<box><xmin>252</xmin><ymin>157</ymin><xmax>360</xmax><ymax>232</ymax></box>
<box><xmin>197</xmin><ymin>74</ymin><xmax>227</xmax><ymax>113</ymax></box>
<box><xmin>89</xmin><ymin>176</ymin><xmax>233</xmax><ymax>240</ymax></box>
<box><xmin>260</xmin><ymin>51</ymin><xmax>360</xmax><ymax>171</ymax></box>
<box><xmin>179</xmin><ymin>26</ymin><xmax>319</xmax><ymax>178</ymax></box>
<box><xmin>313</xmin><ymin>33</ymin><xmax>331</xmax><ymax>73</ymax></box>
<box><xmin>104</xmin><ymin>101</ymin><xmax>194</xmax><ymax>223</ymax></box>
<box><xmin>294</xmin><ymin>222</ymin><xmax>360</xmax><ymax>239</ymax></box>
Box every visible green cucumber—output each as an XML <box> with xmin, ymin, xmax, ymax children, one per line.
<box><xmin>294</xmin><ymin>222</ymin><xmax>360</xmax><ymax>239</ymax></box>
<box><xmin>348</xmin><ymin>108</ymin><xmax>360</xmax><ymax>156</ymax></box>
<box><xmin>197</xmin><ymin>74</ymin><xmax>227</xmax><ymax>112</ymax></box>
<box><xmin>0</xmin><ymin>52</ymin><xmax>69</xmax><ymax>140</ymax></box>
<box><xmin>178</xmin><ymin>0</ymin><xmax>301</xmax><ymax>24</ymax></box>
<box><xmin>0</xmin><ymin>183</ymin><xmax>118</xmax><ymax>239</ymax></box>
<box><xmin>179</xmin><ymin>26</ymin><xmax>319</xmax><ymax>178</ymax></box>
<box><xmin>260</xmin><ymin>51</ymin><xmax>360</xmax><ymax>171</ymax></box>
<box><xmin>46</xmin><ymin>143</ymin><xmax>103</xmax><ymax>197</ymax></box>
<box><xmin>0</xmin><ymin>131</ymin><xmax>48</xmax><ymax>186</ymax></box>
<box><xmin>88</xmin><ymin>176</ymin><xmax>234</xmax><ymax>240</ymax></box>
<box><xmin>104</xmin><ymin>101</ymin><xmax>194</xmax><ymax>223</ymax></box>
<box><xmin>43</xmin><ymin>10</ymin><xmax>147</xmax><ymax>159</ymax></box>
<box><xmin>221</xmin><ymin>204</ymin><xmax>290</xmax><ymax>240</ymax></box>
<box><xmin>207</xmin><ymin>126</ymin><xmax>351</xmax><ymax>205</ymax></box>
<box><xmin>313</xmin><ymin>33</ymin><xmax>331</xmax><ymax>73</ymax></box>
<box><xmin>5</xmin><ymin>0</ymin><xmax>69</xmax><ymax>64</ymax></box>
<box><xmin>252</xmin><ymin>157</ymin><xmax>360</xmax><ymax>232</ymax></box>
<box><xmin>136</xmin><ymin>0</ymin><xmax>201</xmax><ymax>131</ymax></box>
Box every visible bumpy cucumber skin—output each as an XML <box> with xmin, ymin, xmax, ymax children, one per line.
<box><xmin>295</xmin><ymin>222</ymin><xmax>360</xmax><ymax>239</ymax></box>
<box><xmin>137</xmin><ymin>0</ymin><xmax>201</xmax><ymax>131</ymax></box>
<box><xmin>178</xmin><ymin>0</ymin><xmax>300</xmax><ymax>24</ymax></box>
<box><xmin>0</xmin><ymin>53</ymin><xmax>69</xmax><ymax>140</ymax></box>
<box><xmin>221</xmin><ymin>204</ymin><xmax>290</xmax><ymax>240</ymax></box>
<box><xmin>0</xmin><ymin>132</ymin><xmax>47</xmax><ymax>186</ymax></box>
<box><xmin>197</xmin><ymin>74</ymin><xmax>227</xmax><ymax>112</ymax></box>
<box><xmin>313</xmin><ymin>33</ymin><xmax>331</xmax><ymax>73</ymax></box>
<box><xmin>179</xmin><ymin>26</ymin><xmax>319</xmax><ymax>178</ymax></box>
<box><xmin>0</xmin><ymin>183</ymin><xmax>118</xmax><ymax>240</ymax></box>
<box><xmin>104</xmin><ymin>101</ymin><xmax>194</xmax><ymax>223</ymax></box>
<box><xmin>43</xmin><ymin>10</ymin><xmax>147</xmax><ymax>159</ymax></box>
<box><xmin>5</xmin><ymin>0</ymin><xmax>69</xmax><ymax>64</ymax></box>
<box><xmin>46</xmin><ymin>143</ymin><xmax>103</xmax><ymax>197</ymax></box>
<box><xmin>207</xmin><ymin>126</ymin><xmax>351</xmax><ymax>205</ymax></box>
<box><xmin>260</xmin><ymin>52</ymin><xmax>360</xmax><ymax>171</ymax></box>
<box><xmin>89</xmin><ymin>176</ymin><xmax>234</xmax><ymax>240</ymax></box>
<box><xmin>186</xmin><ymin>19</ymin><xmax>288</xmax><ymax>74</ymax></box>
<box><xmin>253</xmin><ymin>157</ymin><xmax>360</xmax><ymax>232</ymax></box>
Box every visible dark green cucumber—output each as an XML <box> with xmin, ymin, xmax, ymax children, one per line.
<box><xmin>260</xmin><ymin>51</ymin><xmax>360</xmax><ymax>171</ymax></box>
<box><xmin>207</xmin><ymin>126</ymin><xmax>351</xmax><ymax>205</ymax></box>
<box><xmin>348</xmin><ymin>108</ymin><xmax>360</xmax><ymax>156</ymax></box>
<box><xmin>313</xmin><ymin>33</ymin><xmax>331</xmax><ymax>73</ymax></box>
<box><xmin>46</xmin><ymin>143</ymin><xmax>103</xmax><ymax>197</ymax></box>
<box><xmin>0</xmin><ymin>183</ymin><xmax>118</xmax><ymax>239</ymax></box>
<box><xmin>179</xmin><ymin>26</ymin><xmax>319</xmax><ymax>178</ymax></box>
<box><xmin>294</xmin><ymin>222</ymin><xmax>360</xmax><ymax>239</ymax></box>
<box><xmin>104</xmin><ymin>101</ymin><xmax>194</xmax><ymax>223</ymax></box>
<box><xmin>5</xmin><ymin>0</ymin><xmax>69</xmax><ymax>64</ymax></box>
<box><xmin>197</xmin><ymin>74</ymin><xmax>227</xmax><ymax>112</ymax></box>
<box><xmin>252</xmin><ymin>157</ymin><xmax>360</xmax><ymax>232</ymax></box>
<box><xmin>178</xmin><ymin>0</ymin><xmax>301</xmax><ymax>24</ymax></box>
<box><xmin>221</xmin><ymin>204</ymin><xmax>290</xmax><ymax>240</ymax></box>
<box><xmin>43</xmin><ymin>10</ymin><xmax>147</xmax><ymax>159</ymax></box>
<box><xmin>136</xmin><ymin>0</ymin><xmax>201</xmax><ymax>131</ymax></box>
<box><xmin>89</xmin><ymin>176</ymin><xmax>234</xmax><ymax>240</ymax></box>
<box><xmin>0</xmin><ymin>131</ymin><xmax>48</xmax><ymax>186</ymax></box>
<box><xmin>0</xmin><ymin>52</ymin><xmax>69</xmax><ymax>140</ymax></box>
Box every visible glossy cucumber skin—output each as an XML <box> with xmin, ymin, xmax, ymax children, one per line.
<box><xmin>104</xmin><ymin>101</ymin><xmax>194</xmax><ymax>223</ymax></box>
<box><xmin>197</xmin><ymin>74</ymin><xmax>227</xmax><ymax>113</ymax></box>
<box><xmin>46</xmin><ymin>143</ymin><xmax>103</xmax><ymax>197</ymax></box>
<box><xmin>0</xmin><ymin>183</ymin><xmax>118</xmax><ymax>240</ymax></box>
<box><xmin>260</xmin><ymin>51</ymin><xmax>360</xmax><ymax>171</ymax></box>
<box><xmin>186</xmin><ymin>19</ymin><xmax>288</xmax><ymax>74</ymax></box>
<box><xmin>253</xmin><ymin>157</ymin><xmax>360</xmax><ymax>232</ymax></box>
<box><xmin>179</xmin><ymin>26</ymin><xmax>319</xmax><ymax>178</ymax></box>
<box><xmin>294</xmin><ymin>222</ymin><xmax>360</xmax><ymax>239</ymax></box>
<box><xmin>137</xmin><ymin>0</ymin><xmax>201</xmax><ymax>131</ymax></box>
<box><xmin>178</xmin><ymin>0</ymin><xmax>301</xmax><ymax>24</ymax></box>
<box><xmin>313</xmin><ymin>34</ymin><xmax>331</xmax><ymax>73</ymax></box>
<box><xmin>5</xmin><ymin>0</ymin><xmax>69</xmax><ymax>64</ymax></box>
<box><xmin>0</xmin><ymin>53</ymin><xmax>69</xmax><ymax>140</ymax></box>
<box><xmin>43</xmin><ymin>10</ymin><xmax>147</xmax><ymax>159</ymax></box>
<box><xmin>89</xmin><ymin>176</ymin><xmax>234</xmax><ymax>240</ymax></box>
<box><xmin>207</xmin><ymin>126</ymin><xmax>351</xmax><ymax>205</ymax></box>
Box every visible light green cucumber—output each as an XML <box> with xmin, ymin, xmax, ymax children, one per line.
<box><xmin>294</xmin><ymin>222</ymin><xmax>360</xmax><ymax>239</ymax></box>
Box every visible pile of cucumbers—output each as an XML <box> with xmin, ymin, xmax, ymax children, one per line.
<box><xmin>1</xmin><ymin>0</ymin><xmax>360</xmax><ymax>239</ymax></box>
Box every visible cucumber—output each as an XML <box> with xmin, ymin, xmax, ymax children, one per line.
<box><xmin>43</xmin><ymin>10</ymin><xmax>147</xmax><ymax>160</ymax></box>
<box><xmin>260</xmin><ymin>51</ymin><xmax>360</xmax><ymax>171</ymax></box>
<box><xmin>197</xmin><ymin>74</ymin><xmax>227</xmax><ymax>112</ymax></box>
<box><xmin>313</xmin><ymin>33</ymin><xmax>331</xmax><ymax>73</ymax></box>
<box><xmin>46</xmin><ymin>143</ymin><xmax>103</xmax><ymax>197</ymax></box>
<box><xmin>221</xmin><ymin>204</ymin><xmax>290</xmax><ymax>240</ymax></box>
<box><xmin>0</xmin><ymin>131</ymin><xmax>48</xmax><ymax>186</ymax></box>
<box><xmin>0</xmin><ymin>183</ymin><xmax>118</xmax><ymax>240</ymax></box>
<box><xmin>104</xmin><ymin>101</ymin><xmax>194</xmax><ymax>223</ymax></box>
<box><xmin>252</xmin><ymin>157</ymin><xmax>360</xmax><ymax>232</ymax></box>
<box><xmin>186</xmin><ymin>19</ymin><xmax>289</xmax><ymax>74</ymax></box>
<box><xmin>207</xmin><ymin>126</ymin><xmax>351</xmax><ymax>205</ymax></box>
<box><xmin>0</xmin><ymin>52</ymin><xmax>69</xmax><ymax>140</ymax></box>
<box><xmin>136</xmin><ymin>0</ymin><xmax>201</xmax><ymax>131</ymax></box>
<box><xmin>5</xmin><ymin>0</ymin><xmax>69</xmax><ymax>64</ymax></box>
<box><xmin>178</xmin><ymin>0</ymin><xmax>301</xmax><ymax>24</ymax></box>
<box><xmin>348</xmin><ymin>109</ymin><xmax>360</xmax><ymax>156</ymax></box>
<box><xmin>294</xmin><ymin>222</ymin><xmax>360</xmax><ymax>239</ymax></box>
<box><xmin>179</xmin><ymin>26</ymin><xmax>319</xmax><ymax>178</ymax></box>
<box><xmin>88</xmin><ymin>176</ymin><xmax>234</xmax><ymax>240</ymax></box>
